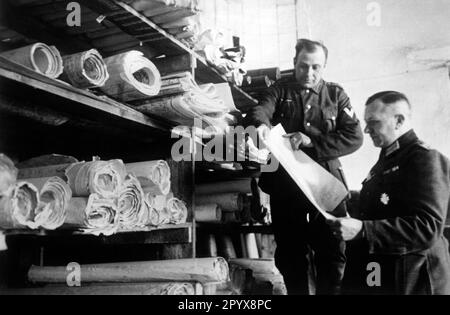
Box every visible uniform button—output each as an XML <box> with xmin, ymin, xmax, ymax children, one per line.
<box><xmin>306</xmin><ymin>122</ymin><xmax>311</xmax><ymax>127</ymax></box>
<box><xmin>306</xmin><ymin>89</ymin><xmax>310</xmax><ymax>93</ymax></box>
<box><xmin>307</xmin><ymin>105</ymin><xmax>312</xmax><ymax>109</ymax></box>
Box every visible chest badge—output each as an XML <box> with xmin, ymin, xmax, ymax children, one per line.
<box><xmin>380</xmin><ymin>193</ymin><xmax>390</xmax><ymax>206</ymax></box>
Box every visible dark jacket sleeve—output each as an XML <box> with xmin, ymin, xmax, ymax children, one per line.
<box><xmin>242</xmin><ymin>85</ymin><xmax>281</xmax><ymax>128</ymax></box>
<box><xmin>364</xmin><ymin>149</ymin><xmax>450</xmax><ymax>255</ymax></box>
<box><xmin>310</xmin><ymin>88</ymin><xmax>364</xmax><ymax>161</ymax></box>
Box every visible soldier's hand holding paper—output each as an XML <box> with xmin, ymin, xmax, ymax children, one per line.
<box><xmin>283</xmin><ymin>132</ymin><xmax>313</xmax><ymax>150</ymax></box>
<box><xmin>326</xmin><ymin>216</ymin><xmax>363</xmax><ymax>241</ymax></box>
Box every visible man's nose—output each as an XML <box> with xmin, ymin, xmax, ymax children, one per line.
<box><xmin>364</xmin><ymin>125</ymin><xmax>371</xmax><ymax>134</ymax></box>
<box><xmin>307</xmin><ymin>67</ymin><xmax>314</xmax><ymax>76</ymax></box>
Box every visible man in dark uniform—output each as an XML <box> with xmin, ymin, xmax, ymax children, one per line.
<box><xmin>328</xmin><ymin>91</ymin><xmax>450</xmax><ymax>295</ymax></box>
<box><xmin>243</xmin><ymin>39</ymin><xmax>364</xmax><ymax>295</ymax></box>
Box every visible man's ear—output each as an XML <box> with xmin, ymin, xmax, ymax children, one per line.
<box><xmin>395</xmin><ymin>115</ymin><xmax>405</xmax><ymax>128</ymax></box>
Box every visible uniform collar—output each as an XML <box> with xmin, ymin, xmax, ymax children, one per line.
<box><xmin>382</xmin><ymin>129</ymin><xmax>418</xmax><ymax>157</ymax></box>
<box><xmin>289</xmin><ymin>79</ymin><xmax>324</xmax><ymax>94</ymax></box>
<box><xmin>306</xmin><ymin>79</ymin><xmax>324</xmax><ymax>94</ymax></box>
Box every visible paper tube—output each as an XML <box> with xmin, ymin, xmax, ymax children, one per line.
<box><xmin>196</xmin><ymin>192</ymin><xmax>245</xmax><ymax>212</ymax></box>
<box><xmin>135</xmin><ymin>91</ymin><xmax>229</xmax><ymax>130</ymax></box>
<box><xmin>245</xmin><ymin>233</ymin><xmax>260</xmax><ymax>259</ymax></box>
<box><xmin>28</xmin><ymin>258</ymin><xmax>230</xmax><ymax>283</ymax></box>
<box><xmin>100</xmin><ymin>50</ymin><xmax>161</xmax><ymax>102</ymax></box>
<box><xmin>141</xmin><ymin>194</ymin><xmax>168</xmax><ymax>227</ymax></box>
<box><xmin>61</xmin><ymin>49</ymin><xmax>109</xmax><ymax>89</ymax></box>
<box><xmin>228</xmin><ymin>259</ymin><xmax>280</xmax><ymax>275</ymax></box>
<box><xmin>65</xmin><ymin>160</ymin><xmax>126</xmax><ymax>199</ymax></box>
<box><xmin>217</xmin><ymin>235</ymin><xmax>237</xmax><ymax>260</ymax></box>
<box><xmin>65</xmin><ymin>194</ymin><xmax>119</xmax><ymax>235</ymax></box>
<box><xmin>1</xmin><ymin>282</ymin><xmax>202</xmax><ymax>295</ymax></box>
<box><xmin>0</xmin><ymin>154</ymin><xmax>18</xmax><ymax>197</ymax></box>
<box><xmin>166</xmin><ymin>197</ymin><xmax>188</xmax><ymax>224</ymax></box>
<box><xmin>158</xmin><ymin>72</ymin><xmax>218</xmax><ymax>98</ymax></box>
<box><xmin>196</xmin><ymin>179</ymin><xmax>252</xmax><ymax>195</ymax></box>
<box><xmin>118</xmin><ymin>174</ymin><xmax>146</xmax><ymax>230</ymax></box>
<box><xmin>0</xmin><ymin>182</ymin><xmax>40</xmax><ymax>230</ymax></box>
<box><xmin>0</xmin><ymin>43</ymin><xmax>63</xmax><ymax>78</ymax></box>
<box><xmin>126</xmin><ymin>161</ymin><xmax>171</xmax><ymax>196</ymax></box>
<box><xmin>195</xmin><ymin>204</ymin><xmax>222</xmax><ymax>223</ymax></box>
<box><xmin>24</xmin><ymin>177</ymin><xmax>72</xmax><ymax>230</ymax></box>
<box><xmin>146</xmin><ymin>201</ymin><xmax>171</xmax><ymax>227</ymax></box>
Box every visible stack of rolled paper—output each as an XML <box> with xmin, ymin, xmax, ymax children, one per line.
<box><xmin>129</xmin><ymin>0</ymin><xmax>200</xmax><ymax>47</ymax></box>
<box><xmin>126</xmin><ymin>161</ymin><xmax>188</xmax><ymax>227</ymax></box>
<box><xmin>194</xmin><ymin>30</ymin><xmax>246</xmax><ymax>86</ymax></box>
<box><xmin>1</xmin><ymin>155</ymin><xmax>189</xmax><ymax>235</ymax></box>
<box><xmin>133</xmin><ymin>74</ymin><xmax>235</xmax><ymax>135</ymax></box>
<box><xmin>0</xmin><ymin>154</ymin><xmax>72</xmax><ymax>230</ymax></box>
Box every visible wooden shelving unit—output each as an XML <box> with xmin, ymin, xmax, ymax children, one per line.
<box><xmin>4</xmin><ymin>223</ymin><xmax>193</xmax><ymax>245</ymax></box>
<box><xmin>0</xmin><ymin>0</ymin><xmax>264</xmax><ymax>288</ymax></box>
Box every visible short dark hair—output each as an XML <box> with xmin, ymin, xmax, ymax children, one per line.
<box><xmin>295</xmin><ymin>39</ymin><xmax>329</xmax><ymax>62</ymax></box>
<box><xmin>365</xmin><ymin>91</ymin><xmax>411</xmax><ymax>109</ymax></box>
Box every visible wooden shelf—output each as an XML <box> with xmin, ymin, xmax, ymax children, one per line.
<box><xmin>197</xmin><ymin>223</ymin><xmax>273</xmax><ymax>235</ymax></box>
<box><xmin>4</xmin><ymin>223</ymin><xmax>193</xmax><ymax>245</ymax></box>
<box><xmin>0</xmin><ymin>0</ymin><xmax>258</xmax><ymax>111</ymax></box>
<box><xmin>0</xmin><ymin>56</ymin><xmax>174</xmax><ymax>140</ymax></box>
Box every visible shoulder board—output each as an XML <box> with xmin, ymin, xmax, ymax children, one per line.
<box><xmin>326</xmin><ymin>82</ymin><xmax>344</xmax><ymax>90</ymax></box>
<box><xmin>276</xmin><ymin>77</ymin><xmax>296</xmax><ymax>86</ymax></box>
<box><xmin>417</xmin><ymin>141</ymin><xmax>432</xmax><ymax>151</ymax></box>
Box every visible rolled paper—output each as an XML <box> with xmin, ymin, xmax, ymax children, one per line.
<box><xmin>195</xmin><ymin>203</ymin><xmax>222</xmax><ymax>223</ymax></box>
<box><xmin>28</xmin><ymin>258</ymin><xmax>230</xmax><ymax>283</ymax></box>
<box><xmin>196</xmin><ymin>178</ymin><xmax>252</xmax><ymax>195</ymax></box>
<box><xmin>134</xmin><ymin>91</ymin><xmax>229</xmax><ymax>131</ymax></box>
<box><xmin>126</xmin><ymin>161</ymin><xmax>171</xmax><ymax>196</ymax></box>
<box><xmin>245</xmin><ymin>233</ymin><xmax>260</xmax><ymax>259</ymax></box>
<box><xmin>61</xmin><ymin>49</ymin><xmax>109</xmax><ymax>89</ymax></box>
<box><xmin>0</xmin><ymin>154</ymin><xmax>17</xmax><ymax>197</ymax></box>
<box><xmin>65</xmin><ymin>194</ymin><xmax>119</xmax><ymax>236</ymax></box>
<box><xmin>228</xmin><ymin>258</ymin><xmax>280</xmax><ymax>275</ymax></box>
<box><xmin>146</xmin><ymin>201</ymin><xmax>171</xmax><ymax>227</ymax></box>
<box><xmin>160</xmin><ymin>282</ymin><xmax>198</xmax><ymax>295</ymax></box>
<box><xmin>100</xmin><ymin>50</ymin><xmax>161</xmax><ymax>102</ymax></box>
<box><xmin>0</xmin><ymin>43</ymin><xmax>63</xmax><ymax>78</ymax></box>
<box><xmin>25</xmin><ymin>177</ymin><xmax>72</xmax><ymax>230</ymax></box>
<box><xmin>0</xmin><ymin>182</ymin><xmax>40</xmax><ymax>229</ymax></box>
<box><xmin>196</xmin><ymin>192</ymin><xmax>245</xmax><ymax>212</ymax></box>
<box><xmin>144</xmin><ymin>193</ymin><xmax>168</xmax><ymax>212</ymax></box>
<box><xmin>65</xmin><ymin>160</ymin><xmax>126</xmax><ymax>199</ymax></box>
<box><xmin>166</xmin><ymin>197</ymin><xmax>188</xmax><ymax>224</ymax></box>
<box><xmin>158</xmin><ymin>72</ymin><xmax>218</xmax><ymax>99</ymax></box>
<box><xmin>1</xmin><ymin>282</ymin><xmax>202</xmax><ymax>295</ymax></box>
<box><xmin>117</xmin><ymin>174</ymin><xmax>145</xmax><ymax>229</ymax></box>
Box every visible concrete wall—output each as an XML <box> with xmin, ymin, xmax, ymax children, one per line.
<box><xmin>199</xmin><ymin>0</ymin><xmax>450</xmax><ymax>189</ymax></box>
<box><xmin>296</xmin><ymin>0</ymin><xmax>450</xmax><ymax>188</ymax></box>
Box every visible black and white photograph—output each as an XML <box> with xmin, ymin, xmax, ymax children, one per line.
<box><xmin>0</xmin><ymin>0</ymin><xmax>449</xmax><ymax>300</ymax></box>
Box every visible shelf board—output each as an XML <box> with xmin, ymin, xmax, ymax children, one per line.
<box><xmin>1</xmin><ymin>0</ymin><xmax>258</xmax><ymax>111</ymax></box>
<box><xmin>103</xmin><ymin>0</ymin><xmax>259</xmax><ymax>110</ymax></box>
<box><xmin>0</xmin><ymin>56</ymin><xmax>171</xmax><ymax>137</ymax></box>
<box><xmin>197</xmin><ymin>223</ymin><xmax>273</xmax><ymax>235</ymax></box>
<box><xmin>4</xmin><ymin>223</ymin><xmax>193</xmax><ymax>245</ymax></box>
